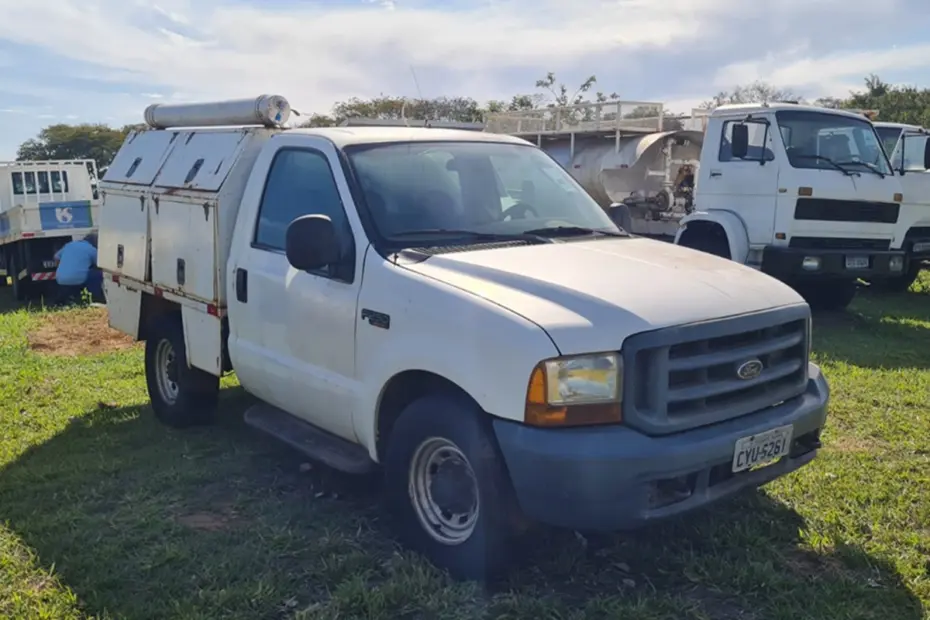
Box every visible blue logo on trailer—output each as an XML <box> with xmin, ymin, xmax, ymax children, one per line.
<box><xmin>38</xmin><ymin>200</ymin><xmax>93</xmax><ymax>231</ymax></box>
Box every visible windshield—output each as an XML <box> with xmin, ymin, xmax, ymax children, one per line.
<box><xmin>875</xmin><ymin>126</ymin><xmax>903</xmax><ymax>160</ymax></box>
<box><xmin>776</xmin><ymin>110</ymin><xmax>893</xmax><ymax>176</ymax></box>
<box><xmin>345</xmin><ymin>141</ymin><xmax>619</xmax><ymax>244</ymax></box>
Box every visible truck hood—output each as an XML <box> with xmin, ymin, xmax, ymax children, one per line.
<box><xmin>401</xmin><ymin>237</ymin><xmax>805</xmax><ymax>355</ymax></box>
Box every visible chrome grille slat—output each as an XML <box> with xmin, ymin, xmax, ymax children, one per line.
<box><xmin>668</xmin><ymin>359</ymin><xmax>803</xmax><ymax>403</ymax></box>
<box><xmin>622</xmin><ymin>305</ymin><xmax>811</xmax><ymax>435</ymax></box>
<box><xmin>667</xmin><ymin>331</ymin><xmax>803</xmax><ymax>372</ymax></box>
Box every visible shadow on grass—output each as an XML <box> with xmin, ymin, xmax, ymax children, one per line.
<box><xmin>812</xmin><ymin>287</ymin><xmax>930</xmax><ymax>371</ymax></box>
<box><xmin>0</xmin><ymin>388</ymin><xmax>923</xmax><ymax>619</ymax></box>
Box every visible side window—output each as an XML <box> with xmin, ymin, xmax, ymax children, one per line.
<box><xmin>11</xmin><ymin>172</ymin><xmax>24</xmax><ymax>195</ymax></box>
<box><xmin>50</xmin><ymin>171</ymin><xmax>63</xmax><ymax>192</ymax></box>
<box><xmin>37</xmin><ymin>171</ymin><xmax>50</xmax><ymax>193</ymax></box>
<box><xmin>23</xmin><ymin>172</ymin><xmax>37</xmax><ymax>194</ymax></box>
<box><xmin>719</xmin><ymin>120</ymin><xmax>775</xmax><ymax>162</ymax></box>
<box><xmin>254</xmin><ymin>148</ymin><xmax>354</xmax><ymax>277</ymax></box>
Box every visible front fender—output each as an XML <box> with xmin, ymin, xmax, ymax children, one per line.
<box><xmin>353</xmin><ymin>260</ymin><xmax>559</xmax><ymax>462</ymax></box>
<box><xmin>676</xmin><ymin>210</ymin><xmax>751</xmax><ymax>264</ymax></box>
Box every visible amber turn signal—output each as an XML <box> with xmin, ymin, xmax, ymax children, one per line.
<box><xmin>524</xmin><ymin>364</ymin><xmax>622</xmax><ymax>428</ymax></box>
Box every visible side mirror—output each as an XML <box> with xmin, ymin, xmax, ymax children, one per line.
<box><xmin>731</xmin><ymin>123</ymin><xmax>749</xmax><ymax>159</ymax></box>
<box><xmin>923</xmin><ymin>138</ymin><xmax>930</xmax><ymax>170</ymax></box>
<box><xmin>285</xmin><ymin>214</ymin><xmax>339</xmax><ymax>271</ymax></box>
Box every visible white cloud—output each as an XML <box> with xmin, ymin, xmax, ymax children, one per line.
<box><xmin>0</xmin><ymin>0</ymin><xmax>929</xmax><ymax>156</ymax></box>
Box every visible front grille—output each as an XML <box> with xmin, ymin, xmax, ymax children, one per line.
<box><xmin>794</xmin><ymin>198</ymin><xmax>899</xmax><ymax>224</ymax></box>
<box><xmin>788</xmin><ymin>236</ymin><xmax>890</xmax><ymax>251</ymax></box>
<box><xmin>622</xmin><ymin>305</ymin><xmax>810</xmax><ymax>435</ymax></box>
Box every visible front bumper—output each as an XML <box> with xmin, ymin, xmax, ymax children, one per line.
<box><xmin>761</xmin><ymin>246</ymin><xmax>905</xmax><ymax>280</ymax></box>
<box><xmin>493</xmin><ymin>363</ymin><xmax>829</xmax><ymax>532</ymax></box>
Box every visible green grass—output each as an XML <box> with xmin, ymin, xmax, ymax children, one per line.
<box><xmin>0</xmin><ymin>278</ymin><xmax>929</xmax><ymax>620</ymax></box>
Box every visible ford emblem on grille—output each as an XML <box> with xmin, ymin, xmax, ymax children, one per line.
<box><xmin>736</xmin><ymin>358</ymin><xmax>764</xmax><ymax>380</ymax></box>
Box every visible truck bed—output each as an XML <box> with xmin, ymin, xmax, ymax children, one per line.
<box><xmin>98</xmin><ymin>127</ymin><xmax>279</xmax><ymax>307</ymax></box>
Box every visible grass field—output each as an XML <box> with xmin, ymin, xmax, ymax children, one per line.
<box><xmin>0</xmin><ymin>278</ymin><xmax>928</xmax><ymax>620</ymax></box>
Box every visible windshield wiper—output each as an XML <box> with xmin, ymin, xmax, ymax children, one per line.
<box><xmin>520</xmin><ymin>225</ymin><xmax>629</xmax><ymax>238</ymax></box>
<box><xmin>793</xmin><ymin>154</ymin><xmax>855</xmax><ymax>176</ymax></box>
<box><xmin>834</xmin><ymin>160</ymin><xmax>886</xmax><ymax>178</ymax></box>
<box><xmin>387</xmin><ymin>228</ymin><xmax>552</xmax><ymax>244</ymax></box>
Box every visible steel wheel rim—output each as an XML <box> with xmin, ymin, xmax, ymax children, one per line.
<box><xmin>154</xmin><ymin>339</ymin><xmax>179</xmax><ymax>405</ymax></box>
<box><xmin>409</xmin><ymin>436</ymin><xmax>480</xmax><ymax>546</ymax></box>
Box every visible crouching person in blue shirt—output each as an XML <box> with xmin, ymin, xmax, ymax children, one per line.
<box><xmin>54</xmin><ymin>233</ymin><xmax>103</xmax><ymax>305</ymax></box>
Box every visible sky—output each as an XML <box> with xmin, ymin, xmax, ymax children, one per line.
<box><xmin>1</xmin><ymin>0</ymin><xmax>930</xmax><ymax>158</ymax></box>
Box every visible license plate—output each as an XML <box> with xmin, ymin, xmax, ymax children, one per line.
<box><xmin>913</xmin><ymin>241</ymin><xmax>930</xmax><ymax>253</ymax></box>
<box><xmin>42</xmin><ymin>260</ymin><xmax>57</xmax><ymax>268</ymax></box>
<box><xmin>845</xmin><ymin>255</ymin><xmax>869</xmax><ymax>270</ymax></box>
<box><xmin>731</xmin><ymin>425</ymin><xmax>793</xmax><ymax>473</ymax></box>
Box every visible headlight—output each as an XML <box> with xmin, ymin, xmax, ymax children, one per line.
<box><xmin>524</xmin><ymin>352</ymin><xmax>622</xmax><ymax>427</ymax></box>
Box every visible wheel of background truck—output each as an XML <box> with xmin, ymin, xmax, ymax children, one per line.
<box><xmin>609</xmin><ymin>204</ymin><xmax>633</xmax><ymax>233</ymax></box>
<box><xmin>382</xmin><ymin>393</ymin><xmax>519</xmax><ymax>581</ymax></box>
<box><xmin>797</xmin><ymin>279</ymin><xmax>857</xmax><ymax>312</ymax></box>
<box><xmin>144</xmin><ymin>315</ymin><xmax>219</xmax><ymax>428</ymax></box>
<box><xmin>680</xmin><ymin>226</ymin><xmax>730</xmax><ymax>259</ymax></box>
<box><xmin>869</xmin><ymin>262</ymin><xmax>921</xmax><ymax>293</ymax></box>
<box><xmin>9</xmin><ymin>258</ymin><xmax>29</xmax><ymax>302</ymax></box>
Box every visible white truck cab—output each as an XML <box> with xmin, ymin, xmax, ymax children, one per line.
<box><xmin>99</xmin><ymin>96</ymin><xmax>830</xmax><ymax>580</ymax></box>
<box><xmin>676</xmin><ymin>103</ymin><xmax>914</xmax><ymax>310</ymax></box>
<box><xmin>872</xmin><ymin>121</ymin><xmax>930</xmax><ymax>291</ymax></box>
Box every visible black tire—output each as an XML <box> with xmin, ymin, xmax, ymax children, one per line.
<box><xmin>679</xmin><ymin>227</ymin><xmax>730</xmax><ymax>259</ymax></box>
<box><xmin>144</xmin><ymin>314</ymin><xmax>219</xmax><ymax>428</ymax></box>
<box><xmin>869</xmin><ymin>262</ymin><xmax>921</xmax><ymax>293</ymax></box>
<box><xmin>10</xmin><ymin>257</ymin><xmax>29</xmax><ymax>301</ymax></box>
<box><xmin>796</xmin><ymin>278</ymin><xmax>857</xmax><ymax>312</ymax></box>
<box><xmin>382</xmin><ymin>393</ymin><xmax>519</xmax><ymax>581</ymax></box>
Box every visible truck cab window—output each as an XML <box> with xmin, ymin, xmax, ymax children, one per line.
<box><xmin>347</xmin><ymin>141</ymin><xmax>616</xmax><ymax>241</ymax></box>
<box><xmin>37</xmin><ymin>171</ymin><xmax>50</xmax><ymax>193</ymax></box>
<box><xmin>719</xmin><ymin>121</ymin><xmax>774</xmax><ymax>162</ymax></box>
<box><xmin>11</xmin><ymin>172</ymin><xmax>24</xmax><ymax>195</ymax></box>
<box><xmin>23</xmin><ymin>172</ymin><xmax>37</xmax><ymax>194</ymax></box>
<box><xmin>254</xmin><ymin>148</ymin><xmax>352</xmax><ymax>255</ymax></box>
<box><xmin>776</xmin><ymin>110</ymin><xmax>892</xmax><ymax>175</ymax></box>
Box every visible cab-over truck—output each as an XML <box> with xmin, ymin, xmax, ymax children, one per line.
<box><xmin>99</xmin><ymin>96</ymin><xmax>830</xmax><ymax>580</ymax></box>
<box><xmin>0</xmin><ymin>160</ymin><xmax>100</xmax><ymax>300</ymax></box>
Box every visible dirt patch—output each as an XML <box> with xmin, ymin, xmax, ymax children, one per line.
<box><xmin>828</xmin><ymin>435</ymin><xmax>890</xmax><ymax>454</ymax></box>
<box><xmin>176</xmin><ymin>505</ymin><xmax>242</xmax><ymax>532</ymax></box>
<box><xmin>27</xmin><ymin>306</ymin><xmax>138</xmax><ymax>357</ymax></box>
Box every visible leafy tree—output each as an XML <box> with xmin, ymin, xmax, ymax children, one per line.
<box><xmin>701</xmin><ymin>81</ymin><xmax>800</xmax><ymax>109</ymax></box>
<box><xmin>300</xmin><ymin>95</ymin><xmax>486</xmax><ymax>127</ymax></box>
<box><xmin>842</xmin><ymin>74</ymin><xmax>930</xmax><ymax>127</ymax></box>
<box><xmin>16</xmin><ymin>123</ymin><xmax>134</xmax><ymax>170</ymax></box>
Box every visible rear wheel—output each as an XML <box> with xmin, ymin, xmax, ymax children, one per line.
<box><xmin>144</xmin><ymin>315</ymin><xmax>219</xmax><ymax>428</ymax></box>
<box><xmin>382</xmin><ymin>393</ymin><xmax>519</xmax><ymax>581</ymax></box>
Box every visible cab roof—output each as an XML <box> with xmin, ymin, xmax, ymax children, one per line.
<box><xmin>711</xmin><ymin>102</ymin><xmax>873</xmax><ymax>121</ymax></box>
<box><xmin>287</xmin><ymin>125</ymin><xmax>535</xmax><ymax>148</ymax></box>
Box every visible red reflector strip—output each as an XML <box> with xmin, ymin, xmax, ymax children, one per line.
<box><xmin>154</xmin><ymin>287</ymin><xmax>164</xmax><ymax>297</ymax></box>
<box><xmin>112</xmin><ymin>274</ymin><xmax>120</xmax><ymax>284</ymax></box>
<box><xmin>207</xmin><ymin>304</ymin><xmax>218</xmax><ymax>316</ymax></box>
<box><xmin>21</xmin><ymin>232</ymin><xmax>35</xmax><ymax>238</ymax></box>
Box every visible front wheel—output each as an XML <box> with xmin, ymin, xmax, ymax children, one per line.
<box><xmin>144</xmin><ymin>315</ymin><xmax>219</xmax><ymax>428</ymax></box>
<box><xmin>382</xmin><ymin>393</ymin><xmax>519</xmax><ymax>581</ymax></box>
<box><xmin>795</xmin><ymin>278</ymin><xmax>857</xmax><ymax>312</ymax></box>
<box><xmin>868</xmin><ymin>262</ymin><xmax>921</xmax><ymax>293</ymax></box>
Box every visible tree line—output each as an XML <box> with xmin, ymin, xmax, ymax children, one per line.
<box><xmin>14</xmin><ymin>73</ymin><xmax>930</xmax><ymax>171</ymax></box>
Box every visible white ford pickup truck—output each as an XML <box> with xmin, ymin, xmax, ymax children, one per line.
<box><xmin>99</xmin><ymin>96</ymin><xmax>830</xmax><ymax>580</ymax></box>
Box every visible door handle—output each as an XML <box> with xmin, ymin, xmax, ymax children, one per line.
<box><xmin>235</xmin><ymin>268</ymin><xmax>248</xmax><ymax>303</ymax></box>
<box><xmin>710</xmin><ymin>171</ymin><xmax>723</xmax><ymax>178</ymax></box>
